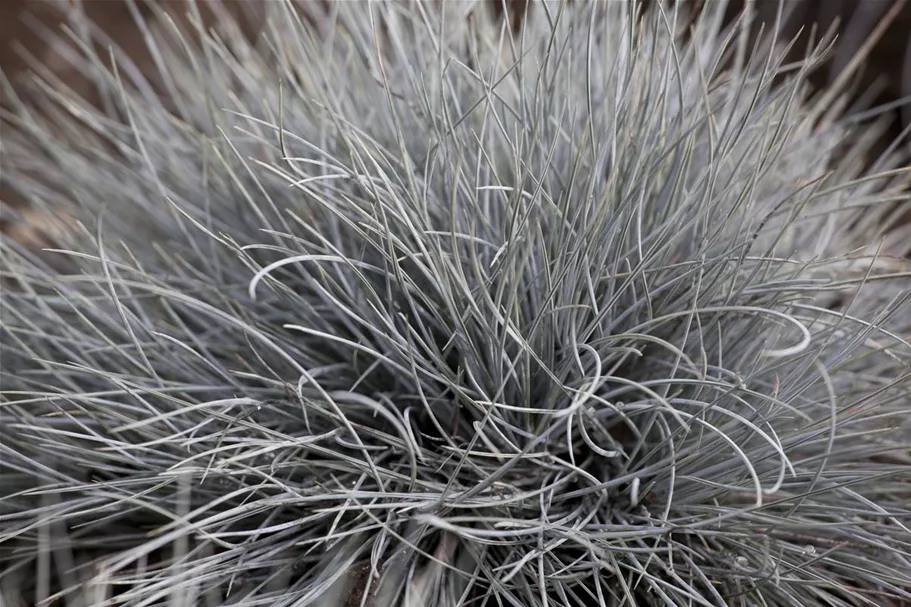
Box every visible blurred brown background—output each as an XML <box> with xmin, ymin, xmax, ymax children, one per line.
<box><xmin>1</xmin><ymin>0</ymin><xmax>267</xmax><ymax>105</ymax></box>
<box><xmin>1</xmin><ymin>1</ymin><xmax>159</xmax><ymax>99</ymax></box>
<box><xmin>1</xmin><ymin>0</ymin><xmax>61</xmax><ymax>78</ymax></box>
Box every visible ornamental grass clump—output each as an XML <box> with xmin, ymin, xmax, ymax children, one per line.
<box><xmin>1</xmin><ymin>1</ymin><xmax>911</xmax><ymax>606</ymax></box>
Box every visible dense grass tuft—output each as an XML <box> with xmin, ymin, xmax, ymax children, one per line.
<box><xmin>1</xmin><ymin>1</ymin><xmax>910</xmax><ymax>606</ymax></box>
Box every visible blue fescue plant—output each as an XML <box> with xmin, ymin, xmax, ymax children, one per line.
<box><xmin>1</xmin><ymin>1</ymin><xmax>911</xmax><ymax>606</ymax></box>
